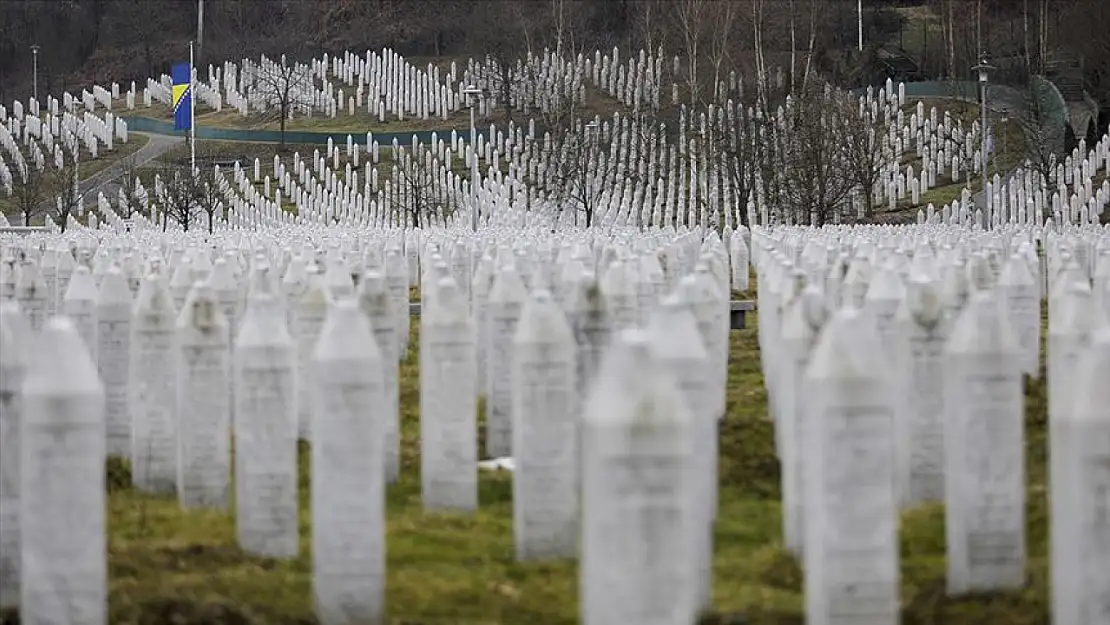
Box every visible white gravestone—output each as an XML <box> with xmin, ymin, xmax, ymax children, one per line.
<box><xmin>944</xmin><ymin>289</ymin><xmax>1026</xmax><ymax>594</ymax></box>
<box><xmin>0</xmin><ymin>302</ymin><xmax>30</xmax><ymax>610</ymax></box>
<box><xmin>580</xmin><ymin>329</ymin><xmax>696</xmax><ymax>625</ymax></box>
<box><xmin>511</xmin><ymin>289</ymin><xmax>578</xmax><ymax>561</ymax></box>
<box><xmin>998</xmin><ymin>252</ymin><xmax>1040</xmax><ymax>377</ymax></box>
<box><xmin>1058</xmin><ymin>327</ymin><xmax>1110</xmax><ymax>625</ymax></box>
<box><xmin>234</xmin><ymin>283</ymin><xmax>299</xmax><ymax>558</ymax></box>
<box><xmin>357</xmin><ymin>270</ymin><xmax>400</xmax><ymax>483</ymax></box>
<box><xmin>129</xmin><ymin>274</ymin><xmax>178</xmax><ymax>493</ymax></box>
<box><xmin>96</xmin><ymin>266</ymin><xmax>132</xmax><ymax>458</ymax></box>
<box><xmin>20</xmin><ymin>318</ymin><xmax>107</xmax><ymax>625</ymax></box>
<box><xmin>175</xmin><ymin>282</ymin><xmax>232</xmax><ymax>509</ymax></box>
<box><xmin>63</xmin><ymin>265</ymin><xmax>100</xmax><ymax>363</ymax></box>
<box><xmin>1047</xmin><ymin>281</ymin><xmax>1098</xmax><ymax>625</ymax></box>
<box><xmin>778</xmin><ymin>275</ymin><xmax>826</xmax><ymax>557</ymax></box>
<box><xmin>803</xmin><ymin>306</ymin><xmax>900</xmax><ymax>625</ymax></box>
<box><xmin>647</xmin><ymin>293</ymin><xmax>716</xmax><ymax>612</ymax></box>
<box><xmin>895</xmin><ymin>274</ymin><xmax>947</xmax><ymax>505</ymax></box>
<box><xmin>485</xmin><ymin>265</ymin><xmax>526</xmax><ymax>458</ymax></box>
<box><xmin>420</xmin><ymin>276</ymin><xmax>478</xmax><ymax>512</ymax></box>
<box><xmin>294</xmin><ymin>265</ymin><xmax>329</xmax><ymax>442</ymax></box>
<box><xmin>311</xmin><ymin>299</ymin><xmax>386</xmax><ymax>625</ymax></box>
<box><xmin>15</xmin><ymin>260</ymin><xmax>47</xmax><ymax>332</ymax></box>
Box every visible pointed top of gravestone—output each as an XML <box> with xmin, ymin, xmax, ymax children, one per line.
<box><xmin>15</xmin><ymin>258</ymin><xmax>42</xmax><ymax>288</ymax></box>
<box><xmin>22</xmin><ymin>316</ymin><xmax>104</xmax><ymax>397</ymax></box>
<box><xmin>208</xmin><ymin>257</ymin><xmax>237</xmax><ymax>291</ymax></box>
<box><xmin>865</xmin><ymin>262</ymin><xmax>904</xmax><ymax>303</ymax></box>
<box><xmin>55</xmin><ymin>246</ymin><xmax>76</xmax><ymax>270</ymax></box>
<box><xmin>97</xmin><ymin>264</ymin><xmax>133</xmax><ymax>306</ymax></box>
<box><xmin>356</xmin><ymin>269</ymin><xmax>391</xmax><ymax>320</ymax></box>
<box><xmin>997</xmin><ymin>252</ymin><xmax>1035</xmax><ymax>288</ymax></box>
<box><xmin>64</xmin><ymin>264</ymin><xmax>99</xmax><ymax>303</ymax></box>
<box><xmin>1049</xmin><ymin>280</ymin><xmax>1095</xmax><ymax>338</ymax></box>
<box><xmin>806</xmin><ymin>305</ymin><xmax>888</xmax><ymax>382</ymax></box>
<box><xmin>0</xmin><ymin>300</ymin><xmax>31</xmax><ymax>368</ymax></box>
<box><xmin>515</xmin><ymin>289</ymin><xmax>574</xmax><ymax>346</ymax></box>
<box><xmin>134</xmin><ymin>272</ymin><xmax>176</xmax><ymax>317</ymax></box>
<box><xmin>585</xmin><ymin>327</ymin><xmax>690</xmax><ymax>431</ymax></box>
<box><xmin>901</xmin><ymin>270</ymin><xmax>940</xmax><ymax>330</ymax></box>
<box><xmin>177</xmin><ymin>281</ymin><xmax>227</xmax><ymax>335</ymax></box>
<box><xmin>966</xmin><ymin>252</ymin><xmax>993</xmax><ymax>291</ymax></box>
<box><xmin>170</xmin><ymin>258</ymin><xmax>194</xmax><ymax>290</ymax></box>
<box><xmin>800</xmin><ymin>283</ymin><xmax>828</xmax><ymax>330</ymax></box>
<box><xmin>427</xmin><ymin>276</ymin><xmax>468</xmax><ymax>324</ymax></box>
<box><xmin>1071</xmin><ymin>326</ymin><xmax>1110</xmax><ymax>421</ymax></box>
<box><xmin>489</xmin><ymin>263</ymin><xmax>527</xmax><ymax>303</ymax></box>
<box><xmin>314</xmin><ymin>297</ymin><xmax>379</xmax><ymax>363</ymax></box>
<box><xmin>946</xmin><ymin>289</ymin><xmax>1019</xmax><ymax>355</ymax></box>
<box><xmin>647</xmin><ymin>293</ymin><xmax>707</xmax><ymax>361</ymax></box>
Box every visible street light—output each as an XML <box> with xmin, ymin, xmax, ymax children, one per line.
<box><xmin>463</xmin><ymin>84</ymin><xmax>488</xmax><ymax>231</ymax></box>
<box><xmin>30</xmin><ymin>44</ymin><xmax>40</xmax><ymax>102</ymax></box>
<box><xmin>973</xmin><ymin>52</ymin><xmax>995</xmax><ymax>183</ymax></box>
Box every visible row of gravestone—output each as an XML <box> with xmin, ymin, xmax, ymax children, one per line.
<box><xmin>0</xmin><ymin>223</ymin><xmax>741</xmax><ymax>625</ymax></box>
<box><xmin>1</xmin><ymin>218</ymin><xmax>1107</xmax><ymax>624</ymax></box>
<box><xmin>752</xmin><ymin>220</ymin><xmax>1109</xmax><ymax>625</ymax></box>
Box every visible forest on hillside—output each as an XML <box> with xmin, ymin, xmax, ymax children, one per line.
<box><xmin>1</xmin><ymin>0</ymin><xmax>1107</xmax><ymax>131</ymax></box>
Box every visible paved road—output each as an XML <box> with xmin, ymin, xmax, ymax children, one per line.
<box><xmin>15</xmin><ymin>132</ymin><xmax>183</xmax><ymax>224</ymax></box>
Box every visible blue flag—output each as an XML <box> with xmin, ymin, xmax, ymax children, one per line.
<box><xmin>172</xmin><ymin>62</ymin><xmax>192</xmax><ymax>131</ymax></box>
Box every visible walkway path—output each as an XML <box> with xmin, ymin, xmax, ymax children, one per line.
<box><xmin>29</xmin><ymin>132</ymin><xmax>182</xmax><ymax>222</ymax></box>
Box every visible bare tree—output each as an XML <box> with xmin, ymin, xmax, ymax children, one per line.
<box><xmin>467</xmin><ymin>3</ymin><xmax>538</xmax><ymax>126</ymax></box>
<box><xmin>523</xmin><ymin>117</ymin><xmax>628</xmax><ymax>228</ymax></box>
<box><xmin>113</xmin><ymin>153</ymin><xmax>146</xmax><ymax>220</ymax></box>
<box><xmin>751</xmin><ymin>0</ymin><xmax>770</xmax><ymax>114</ymax></box>
<box><xmin>10</xmin><ymin>151</ymin><xmax>52</xmax><ymax>227</ymax></box>
<box><xmin>391</xmin><ymin>145</ymin><xmax>459</xmax><ymax>229</ymax></box>
<box><xmin>777</xmin><ymin>82</ymin><xmax>858</xmax><ymax>226</ymax></box>
<box><xmin>45</xmin><ymin>151</ymin><xmax>84</xmax><ymax>233</ymax></box>
<box><xmin>195</xmin><ymin>176</ymin><xmax>225</xmax><ymax>234</ymax></box>
<box><xmin>8</xmin><ymin>141</ymin><xmax>85</xmax><ymax>230</ymax></box>
<box><xmin>251</xmin><ymin>54</ymin><xmax>314</xmax><ymax>152</ymax></box>
<box><xmin>840</xmin><ymin>101</ymin><xmax>897</xmax><ymax>220</ymax></box>
<box><xmin>1015</xmin><ymin>77</ymin><xmax>1065</xmax><ymax>186</ymax></box>
<box><xmin>711</xmin><ymin>99</ymin><xmax>771</xmax><ymax>228</ymax></box>
<box><xmin>674</xmin><ymin>0</ymin><xmax>708</xmax><ymax>106</ymax></box>
<box><xmin>153</xmin><ymin>164</ymin><xmax>203</xmax><ymax>232</ymax></box>
<box><xmin>708</xmin><ymin>0</ymin><xmax>738</xmax><ymax>103</ymax></box>
<box><xmin>636</xmin><ymin>0</ymin><xmax>671</xmax><ymax>54</ymax></box>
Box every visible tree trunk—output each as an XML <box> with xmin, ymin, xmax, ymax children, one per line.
<box><xmin>789</xmin><ymin>0</ymin><xmax>796</xmax><ymax>92</ymax></box>
<box><xmin>280</xmin><ymin>99</ymin><xmax>288</xmax><ymax>152</ymax></box>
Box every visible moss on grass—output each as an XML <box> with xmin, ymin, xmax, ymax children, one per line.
<box><xmin>11</xmin><ymin>278</ymin><xmax>1044</xmax><ymax>623</ymax></box>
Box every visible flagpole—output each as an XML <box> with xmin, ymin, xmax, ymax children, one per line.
<box><xmin>189</xmin><ymin>40</ymin><xmax>196</xmax><ymax>176</ymax></box>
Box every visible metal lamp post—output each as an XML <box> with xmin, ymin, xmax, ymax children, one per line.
<box><xmin>463</xmin><ymin>85</ymin><xmax>488</xmax><ymax>231</ymax></box>
<box><xmin>31</xmin><ymin>44</ymin><xmax>40</xmax><ymax>101</ymax></box>
<box><xmin>973</xmin><ymin>53</ymin><xmax>995</xmax><ymax>182</ymax></box>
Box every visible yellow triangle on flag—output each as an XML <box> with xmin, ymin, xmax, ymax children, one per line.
<box><xmin>172</xmin><ymin>84</ymin><xmax>189</xmax><ymax>110</ymax></box>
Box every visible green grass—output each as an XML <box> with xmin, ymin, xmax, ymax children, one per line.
<box><xmin>0</xmin><ymin>271</ymin><xmax>1054</xmax><ymax>624</ymax></box>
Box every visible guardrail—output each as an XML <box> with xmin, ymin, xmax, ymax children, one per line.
<box><xmin>122</xmin><ymin>116</ymin><xmax>490</xmax><ymax>147</ymax></box>
<box><xmin>407</xmin><ymin>299</ymin><xmax>758</xmax><ymax>329</ymax></box>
